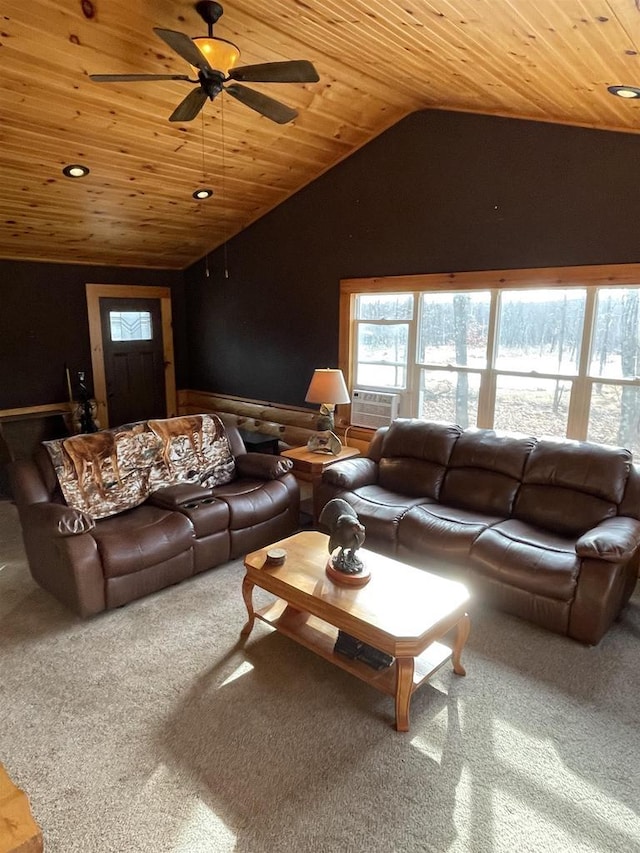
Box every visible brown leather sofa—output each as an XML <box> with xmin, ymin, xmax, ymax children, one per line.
<box><xmin>317</xmin><ymin>419</ymin><xmax>640</xmax><ymax>644</ymax></box>
<box><xmin>10</xmin><ymin>414</ymin><xmax>299</xmax><ymax>617</ymax></box>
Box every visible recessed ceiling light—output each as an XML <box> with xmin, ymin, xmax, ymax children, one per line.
<box><xmin>607</xmin><ymin>85</ymin><xmax>640</xmax><ymax>99</ymax></box>
<box><xmin>193</xmin><ymin>188</ymin><xmax>214</xmax><ymax>200</ymax></box>
<box><xmin>62</xmin><ymin>164</ymin><xmax>90</xmax><ymax>178</ymax></box>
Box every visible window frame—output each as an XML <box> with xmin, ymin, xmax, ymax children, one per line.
<box><xmin>339</xmin><ymin>263</ymin><xmax>640</xmax><ymax>443</ymax></box>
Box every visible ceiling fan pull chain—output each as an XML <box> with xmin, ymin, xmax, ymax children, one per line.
<box><xmin>202</xmin><ymin>111</ymin><xmax>211</xmax><ymax>279</ymax></box>
<box><xmin>201</xmin><ymin>111</ymin><xmax>206</xmax><ymax>180</ymax></box>
<box><xmin>221</xmin><ymin>95</ymin><xmax>229</xmax><ymax>280</ymax></box>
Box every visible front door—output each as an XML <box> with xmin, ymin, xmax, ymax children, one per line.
<box><xmin>99</xmin><ymin>297</ymin><xmax>167</xmax><ymax>426</ymax></box>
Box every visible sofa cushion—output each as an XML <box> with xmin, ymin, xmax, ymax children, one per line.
<box><xmin>43</xmin><ymin>414</ymin><xmax>235</xmax><ymax>520</ymax></box>
<box><xmin>398</xmin><ymin>503</ymin><xmax>502</xmax><ymax>564</ymax></box>
<box><xmin>514</xmin><ymin>484</ymin><xmax>618</xmax><ymax>537</ymax></box>
<box><xmin>470</xmin><ymin>519</ymin><xmax>581</xmax><ymax>601</ymax></box>
<box><xmin>440</xmin><ymin>430</ymin><xmax>536</xmax><ymax>515</ymax></box>
<box><xmin>512</xmin><ymin>438</ymin><xmax>631</xmax><ymax>536</ymax></box>
<box><xmin>441</xmin><ymin>468</ymin><xmax>521</xmax><ymax>517</ymax></box>
<box><xmin>519</xmin><ymin>438</ymin><xmax>631</xmax><ymax>503</ymax></box>
<box><xmin>377</xmin><ymin>458</ymin><xmax>446</xmax><ymax>499</ymax></box>
<box><xmin>210</xmin><ymin>477</ymin><xmax>293</xmax><ymax>529</ymax></box>
<box><xmin>380</xmin><ymin>419</ymin><xmax>463</xmax><ymax>461</ymax></box>
<box><xmin>378</xmin><ymin>419</ymin><xmax>463</xmax><ymax>498</ymax></box>
<box><xmin>92</xmin><ymin>505</ymin><xmax>194</xmax><ymax>578</ymax></box>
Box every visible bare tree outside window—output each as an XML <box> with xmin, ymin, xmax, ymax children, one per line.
<box><xmin>453</xmin><ymin>294</ymin><xmax>471</xmax><ymax>426</ymax></box>
<box><xmin>588</xmin><ymin>287</ymin><xmax>640</xmax><ymax>452</ymax></box>
<box><xmin>619</xmin><ymin>289</ymin><xmax>639</xmax><ymax>447</ymax></box>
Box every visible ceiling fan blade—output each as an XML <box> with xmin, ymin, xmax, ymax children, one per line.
<box><xmin>228</xmin><ymin>60</ymin><xmax>319</xmax><ymax>84</ymax></box>
<box><xmin>153</xmin><ymin>27</ymin><xmax>213</xmax><ymax>73</ymax></box>
<box><xmin>90</xmin><ymin>73</ymin><xmax>193</xmax><ymax>83</ymax></box>
<box><xmin>169</xmin><ymin>87</ymin><xmax>209</xmax><ymax>122</ymax></box>
<box><xmin>225</xmin><ymin>83</ymin><xmax>297</xmax><ymax>124</ymax></box>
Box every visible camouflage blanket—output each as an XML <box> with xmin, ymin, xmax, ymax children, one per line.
<box><xmin>43</xmin><ymin>414</ymin><xmax>235</xmax><ymax>520</ymax></box>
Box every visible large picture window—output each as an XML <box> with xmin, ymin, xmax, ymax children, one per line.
<box><xmin>341</xmin><ymin>265</ymin><xmax>640</xmax><ymax>456</ymax></box>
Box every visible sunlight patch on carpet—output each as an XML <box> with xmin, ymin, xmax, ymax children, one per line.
<box><xmin>495</xmin><ymin>719</ymin><xmax>640</xmax><ymax>848</ymax></box>
<box><xmin>138</xmin><ymin>764</ymin><xmax>237</xmax><ymax>852</ymax></box>
<box><xmin>452</xmin><ymin>767</ymin><xmax>475</xmax><ymax>849</ymax></box>
<box><xmin>410</xmin><ymin>704</ymin><xmax>450</xmax><ymax>764</ymax></box>
<box><xmin>219</xmin><ymin>660</ymin><xmax>255</xmax><ymax>687</ymax></box>
<box><xmin>170</xmin><ymin>801</ymin><xmax>236</xmax><ymax>853</ymax></box>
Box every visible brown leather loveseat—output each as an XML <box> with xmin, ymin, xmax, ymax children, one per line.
<box><xmin>10</xmin><ymin>414</ymin><xmax>299</xmax><ymax>617</ymax></box>
<box><xmin>317</xmin><ymin>419</ymin><xmax>640</xmax><ymax>644</ymax></box>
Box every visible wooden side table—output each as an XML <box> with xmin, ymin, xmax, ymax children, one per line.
<box><xmin>282</xmin><ymin>444</ymin><xmax>360</xmax><ymax>523</ymax></box>
<box><xmin>0</xmin><ymin>764</ymin><xmax>43</xmax><ymax>853</ymax></box>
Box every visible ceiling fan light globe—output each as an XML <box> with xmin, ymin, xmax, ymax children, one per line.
<box><xmin>192</xmin><ymin>37</ymin><xmax>240</xmax><ymax>75</ymax></box>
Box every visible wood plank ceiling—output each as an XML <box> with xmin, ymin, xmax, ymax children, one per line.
<box><xmin>2</xmin><ymin>0</ymin><xmax>640</xmax><ymax>269</ymax></box>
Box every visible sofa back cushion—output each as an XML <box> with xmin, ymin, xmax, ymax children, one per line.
<box><xmin>513</xmin><ymin>438</ymin><xmax>631</xmax><ymax>535</ymax></box>
<box><xmin>44</xmin><ymin>414</ymin><xmax>235</xmax><ymax>519</ymax></box>
<box><xmin>440</xmin><ymin>429</ymin><xmax>536</xmax><ymax>515</ymax></box>
<box><xmin>377</xmin><ymin>419</ymin><xmax>462</xmax><ymax>498</ymax></box>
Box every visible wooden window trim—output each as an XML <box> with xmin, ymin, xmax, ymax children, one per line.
<box><xmin>339</xmin><ymin>262</ymin><xmax>640</xmax><ymax>437</ymax></box>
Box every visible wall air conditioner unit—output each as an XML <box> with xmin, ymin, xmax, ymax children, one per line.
<box><xmin>351</xmin><ymin>389</ymin><xmax>400</xmax><ymax>429</ymax></box>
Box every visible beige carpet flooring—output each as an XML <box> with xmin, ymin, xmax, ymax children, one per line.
<box><xmin>1</xmin><ymin>500</ymin><xmax>639</xmax><ymax>853</ymax></box>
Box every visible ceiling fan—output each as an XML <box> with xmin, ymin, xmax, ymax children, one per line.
<box><xmin>89</xmin><ymin>1</ymin><xmax>319</xmax><ymax>124</ymax></box>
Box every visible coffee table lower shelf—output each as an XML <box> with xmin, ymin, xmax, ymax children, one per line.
<box><xmin>254</xmin><ymin>598</ymin><xmax>454</xmax><ymax>708</ymax></box>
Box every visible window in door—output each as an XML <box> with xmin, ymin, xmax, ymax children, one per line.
<box><xmin>109</xmin><ymin>310</ymin><xmax>153</xmax><ymax>342</ymax></box>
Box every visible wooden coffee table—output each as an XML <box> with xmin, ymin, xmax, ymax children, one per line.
<box><xmin>241</xmin><ymin>531</ymin><xmax>470</xmax><ymax>731</ymax></box>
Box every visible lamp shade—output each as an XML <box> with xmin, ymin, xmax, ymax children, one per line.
<box><xmin>305</xmin><ymin>369</ymin><xmax>350</xmax><ymax>405</ymax></box>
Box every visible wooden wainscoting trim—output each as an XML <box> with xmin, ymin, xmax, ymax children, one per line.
<box><xmin>178</xmin><ymin>390</ymin><xmax>374</xmax><ymax>453</ymax></box>
<box><xmin>0</xmin><ymin>403</ymin><xmax>71</xmax><ymax>420</ymax></box>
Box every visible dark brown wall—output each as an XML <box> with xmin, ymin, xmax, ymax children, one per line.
<box><xmin>0</xmin><ymin>261</ymin><xmax>186</xmax><ymax>409</ymax></box>
<box><xmin>184</xmin><ymin>108</ymin><xmax>640</xmax><ymax>407</ymax></box>
<box><xmin>5</xmin><ymin>109</ymin><xmax>640</xmax><ymax>415</ymax></box>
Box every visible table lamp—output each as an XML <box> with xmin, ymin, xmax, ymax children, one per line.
<box><xmin>305</xmin><ymin>368</ymin><xmax>350</xmax><ymax>431</ymax></box>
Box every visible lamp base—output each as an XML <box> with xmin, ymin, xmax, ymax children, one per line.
<box><xmin>306</xmin><ymin>431</ymin><xmax>342</xmax><ymax>455</ymax></box>
<box><xmin>316</xmin><ymin>413</ymin><xmax>334</xmax><ymax>431</ymax></box>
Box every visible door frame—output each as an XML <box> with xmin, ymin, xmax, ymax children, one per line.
<box><xmin>86</xmin><ymin>283</ymin><xmax>177</xmax><ymax>428</ymax></box>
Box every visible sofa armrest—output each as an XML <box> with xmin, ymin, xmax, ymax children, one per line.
<box><xmin>575</xmin><ymin>516</ymin><xmax>640</xmax><ymax>563</ymax></box>
<box><xmin>17</xmin><ymin>505</ymin><xmax>105</xmax><ymax>617</ymax></box>
<box><xmin>322</xmin><ymin>458</ymin><xmax>378</xmax><ymax>490</ymax></box>
<box><xmin>23</xmin><ymin>502</ymin><xmax>95</xmax><ymax>537</ymax></box>
<box><xmin>235</xmin><ymin>452</ymin><xmax>293</xmax><ymax>480</ymax></box>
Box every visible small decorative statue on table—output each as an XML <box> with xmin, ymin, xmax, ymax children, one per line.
<box><xmin>319</xmin><ymin>498</ymin><xmax>369</xmax><ymax>586</ymax></box>
<box><xmin>77</xmin><ymin>371</ymin><xmax>99</xmax><ymax>434</ymax></box>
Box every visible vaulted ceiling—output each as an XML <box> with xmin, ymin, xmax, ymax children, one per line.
<box><xmin>3</xmin><ymin>1</ymin><xmax>640</xmax><ymax>270</ymax></box>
